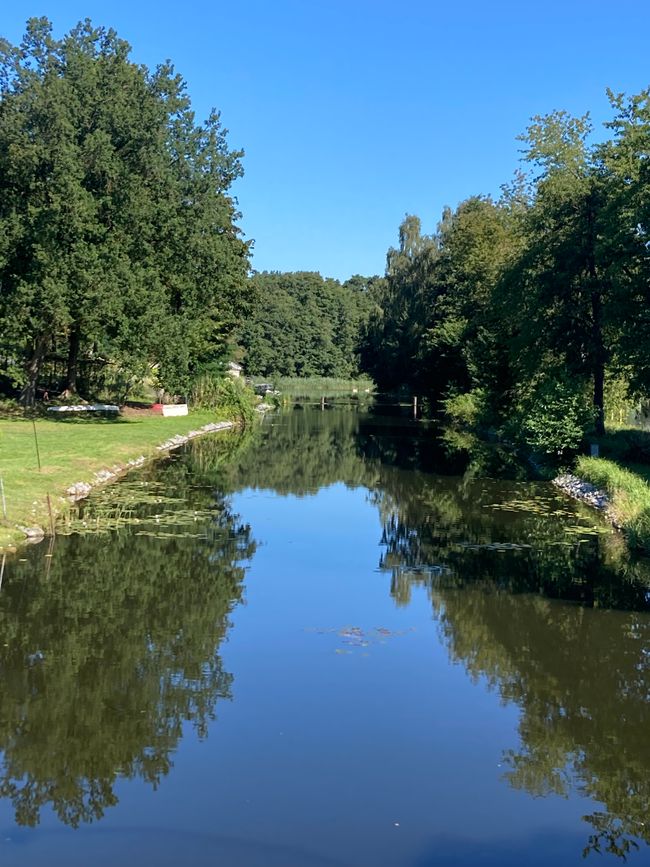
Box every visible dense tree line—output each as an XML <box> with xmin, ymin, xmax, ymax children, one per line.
<box><xmin>362</xmin><ymin>94</ymin><xmax>650</xmax><ymax>453</ymax></box>
<box><xmin>0</xmin><ymin>18</ymin><xmax>251</xmax><ymax>405</ymax></box>
<box><xmin>238</xmin><ymin>271</ymin><xmax>379</xmax><ymax>378</ymax></box>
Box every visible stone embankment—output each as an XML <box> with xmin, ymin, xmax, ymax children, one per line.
<box><xmin>65</xmin><ymin>420</ymin><xmax>235</xmax><ymax>504</ymax></box>
<box><xmin>553</xmin><ymin>473</ymin><xmax>620</xmax><ymax>528</ymax></box>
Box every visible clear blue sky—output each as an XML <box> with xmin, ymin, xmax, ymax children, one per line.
<box><xmin>2</xmin><ymin>1</ymin><xmax>650</xmax><ymax>280</ymax></box>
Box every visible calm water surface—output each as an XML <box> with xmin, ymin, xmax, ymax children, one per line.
<box><xmin>1</xmin><ymin>403</ymin><xmax>649</xmax><ymax>866</ymax></box>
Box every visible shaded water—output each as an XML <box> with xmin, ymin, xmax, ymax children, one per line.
<box><xmin>1</xmin><ymin>402</ymin><xmax>649</xmax><ymax>866</ymax></box>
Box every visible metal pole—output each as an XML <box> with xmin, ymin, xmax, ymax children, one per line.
<box><xmin>0</xmin><ymin>477</ymin><xmax>6</xmax><ymax>520</ymax></box>
<box><xmin>413</xmin><ymin>396</ymin><xmax>418</xmax><ymax>418</ymax></box>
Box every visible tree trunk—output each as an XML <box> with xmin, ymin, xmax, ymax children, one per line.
<box><xmin>586</xmin><ymin>192</ymin><xmax>606</xmax><ymax>436</ymax></box>
<box><xmin>592</xmin><ymin>347</ymin><xmax>606</xmax><ymax>436</ymax></box>
<box><xmin>63</xmin><ymin>326</ymin><xmax>81</xmax><ymax>396</ymax></box>
<box><xmin>20</xmin><ymin>335</ymin><xmax>48</xmax><ymax>407</ymax></box>
<box><xmin>590</xmin><ymin>285</ymin><xmax>606</xmax><ymax>436</ymax></box>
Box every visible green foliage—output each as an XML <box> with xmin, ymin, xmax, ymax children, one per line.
<box><xmin>239</xmin><ymin>272</ymin><xmax>374</xmax><ymax>379</ymax></box>
<box><xmin>597</xmin><ymin>427</ymin><xmax>650</xmax><ymax>466</ymax></box>
<box><xmin>604</xmin><ymin>374</ymin><xmax>635</xmax><ymax>427</ymax></box>
<box><xmin>516</xmin><ymin>375</ymin><xmax>594</xmax><ymax>457</ymax></box>
<box><xmin>268</xmin><ymin>376</ymin><xmax>374</xmax><ymax>399</ymax></box>
<box><xmin>366</xmin><ymin>86</ymin><xmax>650</xmax><ymax>450</ymax></box>
<box><xmin>0</xmin><ymin>18</ymin><xmax>250</xmax><ymax>405</ymax></box>
<box><xmin>576</xmin><ymin>456</ymin><xmax>650</xmax><ymax>552</ymax></box>
<box><xmin>190</xmin><ymin>374</ymin><xmax>256</xmax><ymax>425</ymax></box>
<box><xmin>442</xmin><ymin>390</ymin><xmax>485</xmax><ymax>427</ymax></box>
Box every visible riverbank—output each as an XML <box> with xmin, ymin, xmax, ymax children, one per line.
<box><xmin>0</xmin><ymin>409</ymin><xmax>240</xmax><ymax>551</ymax></box>
<box><xmin>572</xmin><ymin>456</ymin><xmax>650</xmax><ymax>553</ymax></box>
<box><xmin>553</xmin><ymin>455</ymin><xmax>650</xmax><ymax>554</ymax></box>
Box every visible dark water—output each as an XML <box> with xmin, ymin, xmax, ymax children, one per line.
<box><xmin>1</xmin><ymin>402</ymin><xmax>649</xmax><ymax>866</ymax></box>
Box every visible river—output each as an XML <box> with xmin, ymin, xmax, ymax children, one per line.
<box><xmin>0</xmin><ymin>401</ymin><xmax>649</xmax><ymax>866</ymax></box>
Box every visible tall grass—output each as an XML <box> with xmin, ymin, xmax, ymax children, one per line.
<box><xmin>260</xmin><ymin>376</ymin><xmax>374</xmax><ymax>399</ymax></box>
<box><xmin>190</xmin><ymin>375</ymin><xmax>257</xmax><ymax>425</ymax></box>
<box><xmin>576</xmin><ymin>455</ymin><xmax>650</xmax><ymax>552</ymax></box>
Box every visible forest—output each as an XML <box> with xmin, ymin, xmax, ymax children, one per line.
<box><xmin>2</xmin><ymin>18</ymin><xmax>650</xmax><ymax>457</ymax></box>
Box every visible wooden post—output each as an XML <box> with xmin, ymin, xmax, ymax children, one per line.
<box><xmin>413</xmin><ymin>396</ymin><xmax>418</xmax><ymax>418</ymax></box>
<box><xmin>321</xmin><ymin>396</ymin><xmax>325</xmax><ymax>411</ymax></box>
<box><xmin>0</xmin><ymin>477</ymin><xmax>6</xmax><ymax>520</ymax></box>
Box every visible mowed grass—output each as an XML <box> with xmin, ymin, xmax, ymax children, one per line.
<box><xmin>0</xmin><ymin>409</ymin><xmax>234</xmax><ymax>549</ymax></box>
<box><xmin>576</xmin><ymin>455</ymin><xmax>650</xmax><ymax>552</ymax></box>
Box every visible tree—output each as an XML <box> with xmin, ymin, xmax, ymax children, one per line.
<box><xmin>238</xmin><ymin>271</ymin><xmax>372</xmax><ymax>379</ymax></box>
<box><xmin>0</xmin><ymin>18</ymin><xmax>250</xmax><ymax>404</ymax></box>
<box><xmin>598</xmin><ymin>88</ymin><xmax>650</xmax><ymax>399</ymax></box>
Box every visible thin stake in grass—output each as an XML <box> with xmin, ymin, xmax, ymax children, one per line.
<box><xmin>31</xmin><ymin>419</ymin><xmax>42</xmax><ymax>470</ymax></box>
<box><xmin>0</xmin><ymin>477</ymin><xmax>6</xmax><ymax>520</ymax></box>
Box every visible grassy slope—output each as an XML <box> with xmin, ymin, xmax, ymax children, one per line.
<box><xmin>0</xmin><ymin>409</ymin><xmax>234</xmax><ymax>549</ymax></box>
<box><xmin>576</xmin><ymin>454</ymin><xmax>650</xmax><ymax>552</ymax></box>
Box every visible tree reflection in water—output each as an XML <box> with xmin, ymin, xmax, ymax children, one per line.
<box><xmin>227</xmin><ymin>404</ymin><xmax>650</xmax><ymax>859</ymax></box>
<box><xmin>373</xmin><ymin>446</ymin><xmax>650</xmax><ymax>859</ymax></box>
<box><xmin>0</xmin><ymin>434</ymin><xmax>255</xmax><ymax>828</ymax></box>
<box><xmin>1</xmin><ymin>403</ymin><xmax>649</xmax><ymax>861</ymax></box>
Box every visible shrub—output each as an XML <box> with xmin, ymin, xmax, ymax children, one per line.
<box><xmin>442</xmin><ymin>390</ymin><xmax>484</xmax><ymax>427</ymax></box>
<box><xmin>517</xmin><ymin>375</ymin><xmax>594</xmax><ymax>457</ymax></box>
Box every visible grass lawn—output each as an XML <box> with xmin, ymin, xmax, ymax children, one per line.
<box><xmin>0</xmin><ymin>408</ymin><xmax>236</xmax><ymax>549</ymax></box>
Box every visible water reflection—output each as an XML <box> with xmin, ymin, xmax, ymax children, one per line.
<box><xmin>0</xmin><ymin>403</ymin><xmax>649</xmax><ymax>865</ymax></box>
<box><xmin>212</xmin><ymin>404</ymin><xmax>650</xmax><ymax>859</ymax></box>
<box><xmin>0</xmin><ymin>437</ymin><xmax>255</xmax><ymax>827</ymax></box>
<box><xmin>427</xmin><ymin>584</ymin><xmax>650</xmax><ymax>858</ymax></box>
<box><xmin>223</xmin><ymin>402</ymin><xmax>650</xmax><ymax>611</ymax></box>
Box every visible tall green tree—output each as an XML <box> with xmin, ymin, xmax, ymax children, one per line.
<box><xmin>0</xmin><ymin>18</ymin><xmax>250</xmax><ymax>404</ymax></box>
<box><xmin>509</xmin><ymin>111</ymin><xmax>611</xmax><ymax>434</ymax></box>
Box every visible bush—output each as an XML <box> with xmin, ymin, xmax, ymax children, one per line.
<box><xmin>442</xmin><ymin>390</ymin><xmax>484</xmax><ymax>427</ymax></box>
<box><xmin>598</xmin><ymin>428</ymin><xmax>650</xmax><ymax>464</ymax></box>
<box><xmin>517</xmin><ymin>375</ymin><xmax>594</xmax><ymax>457</ymax></box>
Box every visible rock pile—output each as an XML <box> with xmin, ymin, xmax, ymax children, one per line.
<box><xmin>552</xmin><ymin>473</ymin><xmax>616</xmax><ymax>523</ymax></box>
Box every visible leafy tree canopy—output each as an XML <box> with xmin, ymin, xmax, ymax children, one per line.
<box><xmin>0</xmin><ymin>17</ymin><xmax>251</xmax><ymax>404</ymax></box>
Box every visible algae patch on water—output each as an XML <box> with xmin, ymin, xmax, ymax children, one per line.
<box><xmin>58</xmin><ymin>479</ymin><xmax>217</xmax><ymax>539</ymax></box>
